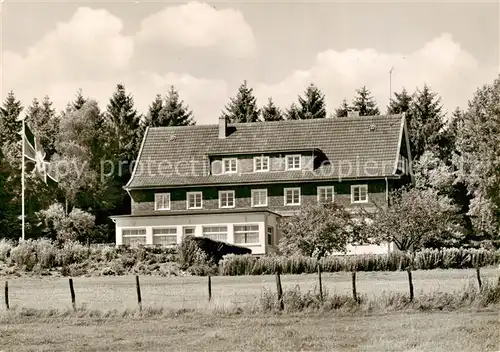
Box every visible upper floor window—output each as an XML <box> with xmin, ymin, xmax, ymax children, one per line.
<box><xmin>286</xmin><ymin>154</ymin><xmax>301</xmax><ymax>170</ymax></box>
<box><xmin>284</xmin><ymin>187</ymin><xmax>301</xmax><ymax>206</ymax></box>
<box><xmin>219</xmin><ymin>190</ymin><xmax>235</xmax><ymax>208</ymax></box>
<box><xmin>251</xmin><ymin>189</ymin><xmax>268</xmax><ymax>207</ymax></box>
<box><xmin>187</xmin><ymin>191</ymin><xmax>203</xmax><ymax>209</ymax></box>
<box><xmin>351</xmin><ymin>185</ymin><xmax>368</xmax><ymax>203</ymax></box>
<box><xmin>222</xmin><ymin>158</ymin><xmax>237</xmax><ymax>174</ymax></box>
<box><xmin>317</xmin><ymin>186</ymin><xmax>334</xmax><ymax>203</ymax></box>
<box><xmin>253</xmin><ymin>156</ymin><xmax>270</xmax><ymax>172</ymax></box>
<box><xmin>154</xmin><ymin>193</ymin><xmax>171</xmax><ymax>211</ymax></box>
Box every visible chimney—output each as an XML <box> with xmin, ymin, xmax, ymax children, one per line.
<box><xmin>218</xmin><ymin>116</ymin><xmax>227</xmax><ymax>139</ymax></box>
<box><xmin>347</xmin><ymin>110</ymin><xmax>360</xmax><ymax>117</ymax></box>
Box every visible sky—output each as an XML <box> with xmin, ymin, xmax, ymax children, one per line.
<box><xmin>0</xmin><ymin>0</ymin><xmax>498</xmax><ymax>124</ymax></box>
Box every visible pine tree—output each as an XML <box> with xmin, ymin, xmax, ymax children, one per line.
<box><xmin>145</xmin><ymin>94</ymin><xmax>163</xmax><ymax>127</ymax></box>
<box><xmin>25</xmin><ymin>96</ymin><xmax>59</xmax><ymax>159</ymax></box>
<box><xmin>105</xmin><ymin>83</ymin><xmax>141</xmax><ymax>161</ymax></box>
<box><xmin>73</xmin><ymin>89</ymin><xmax>87</xmax><ymax>111</ymax></box>
<box><xmin>352</xmin><ymin>86</ymin><xmax>380</xmax><ymax>116</ymax></box>
<box><xmin>387</xmin><ymin>88</ymin><xmax>412</xmax><ymax>114</ymax></box>
<box><xmin>152</xmin><ymin>86</ymin><xmax>195</xmax><ymax>127</ymax></box>
<box><xmin>285</xmin><ymin>103</ymin><xmax>301</xmax><ymax>120</ymax></box>
<box><xmin>0</xmin><ymin>91</ymin><xmax>23</xmax><ymax>146</ymax></box>
<box><xmin>221</xmin><ymin>80</ymin><xmax>260</xmax><ymax>123</ymax></box>
<box><xmin>335</xmin><ymin>99</ymin><xmax>350</xmax><ymax>117</ymax></box>
<box><xmin>296</xmin><ymin>83</ymin><xmax>327</xmax><ymax>119</ymax></box>
<box><xmin>409</xmin><ymin>84</ymin><xmax>445</xmax><ymax>160</ymax></box>
<box><xmin>261</xmin><ymin>97</ymin><xmax>283</xmax><ymax>121</ymax></box>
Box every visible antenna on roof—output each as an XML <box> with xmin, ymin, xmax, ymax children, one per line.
<box><xmin>389</xmin><ymin>66</ymin><xmax>394</xmax><ymax>109</ymax></box>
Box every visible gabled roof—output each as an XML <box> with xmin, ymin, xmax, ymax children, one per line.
<box><xmin>126</xmin><ymin>114</ymin><xmax>407</xmax><ymax>190</ymax></box>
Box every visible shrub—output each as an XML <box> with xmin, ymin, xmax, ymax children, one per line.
<box><xmin>179</xmin><ymin>236</ymin><xmax>250</xmax><ymax>269</ymax></box>
<box><xmin>220</xmin><ymin>248</ymin><xmax>500</xmax><ymax>275</ymax></box>
<box><xmin>55</xmin><ymin>240</ymin><xmax>90</xmax><ymax>267</ymax></box>
<box><xmin>0</xmin><ymin>238</ymin><xmax>14</xmax><ymax>262</ymax></box>
<box><xmin>10</xmin><ymin>239</ymin><xmax>40</xmax><ymax>270</ymax></box>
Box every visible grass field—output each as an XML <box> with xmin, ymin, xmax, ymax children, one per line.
<box><xmin>1</xmin><ymin>309</ymin><xmax>498</xmax><ymax>351</ymax></box>
<box><xmin>3</xmin><ymin>267</ymin><xmax>499</xmax><ymax>311</ymax></box>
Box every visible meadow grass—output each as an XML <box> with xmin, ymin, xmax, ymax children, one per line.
<box><xmin>0</xmin><ymin>309</ymin><xmax>498</xmax><ymax>351</ymax></box>
<box><xmin>3</xmin><ymin>267</ymin><xmax>498</xmax><ymax>311</ymax></box>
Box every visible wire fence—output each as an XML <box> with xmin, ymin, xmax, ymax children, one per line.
<box><xmin>3</xmin><ymin>267</ymin><xmax>497</xmax><ymax>312</ymax></box>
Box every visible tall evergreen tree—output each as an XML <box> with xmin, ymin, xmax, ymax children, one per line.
<box><xmin>105</xmin><ymin>83</ymin><xmax>141</xmax><ymax>161</ymax></box>
<box><xmin>150</xmin><ymin>86</ymin><xmax>195</xmax><ymax>127</ymax></box>
<box><xmin>285</xmin><ymin>103</ymin><xmax>301</xmax><ymax>120</ymax></box>
<box><xmin>335</xmin><ymin>99</ymin><xmax>350</xmax><ymax>117</ymax></box>
<box><xmin>221</xmin><ymin>80</ymin><xmax>260</xmax><ymax>123</ymax></box>
<box><xmin>145</xmin><ymin>94</ymin><xmax>163</xmax><ymax>127</ymax></box>
<box><xmin>409</xmin><ymin>84</ymin><xmax>445</xmax><ymax>161</ymax></box>
<box><xmin>261</xmin><ymin>97</ymin><xmax>283</xmax><ymax>121</ymax></box>
<box><xmin>387</xmin><ymin>88</ymin><xmax>412</xmax><ymax>114</ymax></box>
<box><xmin>73</xmin><ymin>89</ymin><xmax>87</xmax><ymax>111</ymax></box>
<box><xmin>0</xmin><ymin>91</ymin><xmax>23</xmax><ymax>146</ymax></box>
<box><xmin>296</xmin><ymin>83</ymin><xmax>327</xmax><ymax>119</ymax></box>
<box><xmin>352</xmin><ymin>86</ymin><xmax>380</xmax><ymax>116</ymax></box>
<box><xmin>25</xmin><ymin>96</ymin><xmax>59</xmax><ymax>159</ymax></box>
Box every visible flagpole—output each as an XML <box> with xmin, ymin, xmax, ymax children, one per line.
<box><xmin>21</xmin><ymin>117</ymin><xmax>25</xmax><ymax>241</ymax></box>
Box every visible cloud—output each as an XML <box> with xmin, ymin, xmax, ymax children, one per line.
<box><xmin>2</xmin><ymin>7</ymin><xmax>133</xmax><ymax>86</ymax></box>
<box><xmin>137</xmin><ymin>1</ymin><xmax>256</xmax><ymax>59</ymax></box>
<box><xmin>255</xmin><ymin>33</ymin><xmax>496</xmax><ymax>115</ymax></box>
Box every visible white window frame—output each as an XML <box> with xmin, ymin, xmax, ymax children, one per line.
<box><xmin>222</xmin><ymin>158</ymin><xmax>238</xmax><ymax>174</ymax></box>
<box><xmin>219</xmin><ymin>190</ymin><xmax>235</xmax><ymax>208</ymax></box>
<box><xmin>317</xmin><ymin>186</ymin><xmax>334</xmax><ymax>203</ymax></box>
<box><xmin>233</xmin><ymin>224</ymin><xmax>260</xmax><ymax>245</ymax></box>
<box><xmin>154</xmin><ymin>193</ymin><xmax>171</xmax><ymax>211</ymax></box>
<box><xmin>284</xmin><ymin>187</ymin><xmax>301</xmax><ymax>206</ymax></box>
<box><xmin>122</xmin><ymin>228</ymin><xmax>147</xmax><ymax>247</ymax></box>
<box><xmin>152</xmin><ymin>227</ymin><xmax>178</xmax><ymax>246</ymax></box>
<box><xmin>182</xmin><ymin>226</ymin><xmax>196</xmax><ymax>238</ymax></box>
<box><xmin>202</xmin><ymin>225</ymin><xmax>228</xmax><ymax>242</ymax></box>
<box><xmin>253</xmin><ymin>155</ymin><xmax>270</xmax><ymax>172</ymax></box>
<box><xmin>251</xmin><ymin>189</ymin><xmax>268</xmax><ymax>207</ymax></box>
<box><xmin>285</xmin><ymin>154</ymin><xmax>301</xmax><ymax>170</ymax></box>
<box><xmin>267</xmin><ymin>226</ymin><xmax>274</xmax><ymax>246</ymax></box>
<box><xmin>186</xmin><ymin>191</ymin><xmax>203</xmax><ymax>209</ymax></box>
<box><xmin>351</xmin><ymin>184</ymin><xmax>369</xmax><ymax>204</ymax></box>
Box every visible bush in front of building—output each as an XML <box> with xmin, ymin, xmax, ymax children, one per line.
<box><xmin>219</xmin><ymin>248</ymin><xmax>500</xmax><ymax>275</ymax></box>
<box><xmin>179</xmin><ymin>236</ymin><xmax>251</xmax><ymax>275</ymax></box>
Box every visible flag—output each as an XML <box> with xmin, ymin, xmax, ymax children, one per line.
<box><xmin>22</xmin><ymin>121</ymin><xmax>58</xmax><ymax>185</ymax></box>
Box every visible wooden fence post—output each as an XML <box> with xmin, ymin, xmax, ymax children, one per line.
<box><xmin>136</xmin><ymin>275</ymin><xmax>142</xmax><ymax>312</ymax></box>
<box><xmin>351</xmin><ymin>272</ymin><xmax>358</xmax><ymax>303</ymax></box>
<box><xmin>69</xmin><ymin>278</ymin><xmax>76</xmax><ymax>311</ymax></box>
<box><xmin>476</xmin><ymin>266</ymin><xmax>482</xmax><ymax>291</ymax></box>
<box><xmin>208</xmin><ymin>275</ymin><xmax>212</xmax><ymax>302</ymax></box>
<box><xmin>407</xmin><ymin>267</ymin><xmax>414</xmax><ymax>302</ymax></box>
<box><xmin>275</xmin><ymin>270</ymin><xmax>284</xmax><ymax>311</ymax></box>
<box><xmin>4</xmin><ymin>281</ymin><xmax>9</xmax><ymax>310</ymax></box>
<box><xmin>318</xmin><ymin>264</ymin><xmax>323</xmax><ymax>301</ymax></box>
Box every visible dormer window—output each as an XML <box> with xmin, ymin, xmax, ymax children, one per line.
<box><xmin>286</xmin><ymin>154</ymin><xmax>301</xmax><ymax>170</ymax></box>
<box><xmin>154</xmin><ymin>193</ymin><xmax>171</xmax><ymax>211</ymax></box>
<box><xmin>253</xmin><ymin>156</ymin><xmax>269</xmax><ymax>172</ymax></box>
<box><xmin>222</xmin><ymin>158</ymin><xmax>237</xmax><ymax>174</ymax></box>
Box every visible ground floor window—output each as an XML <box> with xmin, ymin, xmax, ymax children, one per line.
<box><xmin>152</xmin><ymin>227</ymin><xmax>177</xmax><ymax>246</ymax></box>
<box><xmin>183</xmin><ymin>226</ymin><xmax>196</xmax><ymax>238</ymax></box>
<box><xmin>267</xmin><ymin>226</ymin><xmax>274</xmax><ymax>246</ymax></box>
<box><xmin>122</xmin><ymin>228</ymin><xmax>146</xmax><ymax>247</ymax></box>
<box><xmin>234</xmin><ymin>224</ymin><xmax>259</xmax><ymax>244</ymax></box>
<box><xmin>202</xmin><ymin>226</ymin><xmax>228</xmax><ymax>242</ymax></box>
